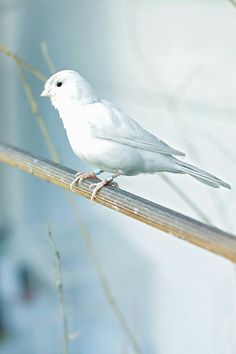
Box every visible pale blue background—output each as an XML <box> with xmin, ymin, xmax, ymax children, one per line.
<box><xmin>0</xmin><ymin>1</ymin><xmax>236</xmax><ymax>353</ymax></box>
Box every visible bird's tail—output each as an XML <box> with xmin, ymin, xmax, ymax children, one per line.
<box><xmin>176</xmin><ymin>160</ymin><xmax>231</xmax><ymax>189</ymax></box>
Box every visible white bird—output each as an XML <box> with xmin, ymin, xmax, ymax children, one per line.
<box><xmin>41</xmin><ymin>70</ymin><xmax>231</xmax><ymax>200</ymax></box>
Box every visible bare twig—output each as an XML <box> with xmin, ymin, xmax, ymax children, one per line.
<box><xmin>18</xmin><ymin>67</ymin><xmax>59</xmax><ymax>163</ymax></box>
<box><xmin>161</xmin><ymin>174</ymin><xmax>211</xmax><ymax>224</ymax></box>
<box><xmin>40</xmin><ymin>41</ymin><xmax>56</xmax><ymax>74</ymax></box>
<box><xmin>48</xmin><ymin>226</ymin><xmax>70</xmax><ymax>354</ymax></box>
<box><xmin>0</xmin><ymin>142</ymin><xmax>235</xmax><ymax>263</ymax></box>
<box><xmin>0</xmin><ymin>44</ymin><xmax>56</xmax><ymax>162</ymax></box>
<box><xmin>0</xmin><ymin>43</ymin><xmax>47</xmax><ymax>82</ymax></box>
<box><xmin>205</xmin><ymin>131</ymin><xmax>235</xmax><ymax>229</ymax></box>
<box><xmin>207</xmin><ymin>132</ymin><xmax>236</xmax><ymax>165</ymax></box>
<box><xmin>228</xmin><ymin>0</ymin><xmax>236</xmax><ymax>8</ymax></box>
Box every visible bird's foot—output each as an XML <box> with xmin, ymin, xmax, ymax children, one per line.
<box><xmin>70</xmin><ymin>171</ymin><xmax>101</xmax><ymax>191</ymax></box>
<box><xmin>89</xmin><ymin>177</ymin><xmax>119</xmax><ymax>201</ymax></box>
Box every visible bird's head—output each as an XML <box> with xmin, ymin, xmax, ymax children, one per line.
<box><xmin>41</xmin><ymin>70</ymin><xmax>98</xmax><ymax>109</ymax></box>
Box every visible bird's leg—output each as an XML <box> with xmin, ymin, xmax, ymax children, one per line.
<box><xmin>89</xmin><ymin>173</ymin><xmax>120</xmax><ymax>201</ymax></box>
<box><xmin>69</xmin><ymin>169</ymin><xmax>103</xmax><ymax>191</ymax></box>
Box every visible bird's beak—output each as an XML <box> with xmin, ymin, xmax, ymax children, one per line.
<box><xmin>41</xmin><ymin>88</ymin><xmax>51</xmax><ymax>97</ymax></box>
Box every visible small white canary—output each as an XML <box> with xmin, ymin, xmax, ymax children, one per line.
<box><xmin>41</xmin><ymin>70</ymin><xmax>231</xmax><ymax>199</ymax></box>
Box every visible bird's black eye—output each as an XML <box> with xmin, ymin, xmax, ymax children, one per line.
<box><xmin>57</xmin><ymin>82</ymin><xmax>62</xmax><ymax>87</ymax></box>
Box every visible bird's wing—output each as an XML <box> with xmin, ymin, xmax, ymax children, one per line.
<box><xmin>88</xmin><ymin>100</ymin><xmax>185</xmax><ymax>157</ymax></box>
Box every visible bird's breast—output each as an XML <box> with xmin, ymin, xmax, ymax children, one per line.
<box><xmin>59</xmin><ymin>106</ymin><xmax>144</xmax><ymax>174</ymax></box>
<box><xmin>63</xmin><ymin>117</ymin><xmax>92</xmax><ymax>158</ymax></box>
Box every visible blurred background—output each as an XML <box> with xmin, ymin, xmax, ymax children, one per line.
<box><xmin>0</xmin><ymin>1</ymin><xmax>236</xmax><ymax>353</ymax></box>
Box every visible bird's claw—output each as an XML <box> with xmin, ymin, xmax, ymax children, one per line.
<box><xmin>89</xmin><ymin>180</ymin><xmax>107</xmax><ymax>200</ymax></box>
<box><xmin>89</xmin><ymin>178</ymin><xmax>119</xmax><ymax>200</ymax></box>
<box><xmin>70</xmin><ymin>177</ymin><xmax>79</xmax><ymax>191</ymax></box>
<box><xmin>69</xmin><ymin>171</ymin><xmax>98</xmax><ymax>191</ymax></box>
<box><xmin>70</xmin><ymin>170</ymin><xmax>119</xmax><ymax>199</ymax></box>
<box><xmin>77</xmin><ymin>172</ymin><xmax>98</xmax><ymax>186</ymax></box>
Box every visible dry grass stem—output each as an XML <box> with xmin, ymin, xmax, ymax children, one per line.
<box><xmin>0</xmin><ymin>43</ymin><xmax>47</xmax><ymax>82</ymax></box>
<box><xmin>40</xmin><ymin>41</ymin><xmax>56</xmax><ymax>74</ymax></box>
<box><xmin>48</xmin><ymin>226</ymin><xmax>70</xmax><ymax>354</ymax></box>
<box><xmin>18</xmin><ymin>67</ymin><xmax>59</xmax><ymax>163</ymax></box>
<box><xmin>161</xmin><ymin>174</ymin><xmax>212</xmax><ymax>224</ymax></box>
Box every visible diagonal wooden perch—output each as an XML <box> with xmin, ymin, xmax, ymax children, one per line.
<box><xmin>0</xmin><ymin>141</ymin><xmax>235</xmax><ymax>262</ymax></box>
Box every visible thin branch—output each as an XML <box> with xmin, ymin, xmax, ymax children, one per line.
<box><xmin>40</xmin><ymin>41</ymin><xmax>56</xmax><ymax>74</ymax></box>
<box><xmin>205</xmin><ymin>131</ymin><xmax>236</xmax><ymax>230</ymax></box>
<box><xmin>207</xmin><ymin>132</ymin><xmax>236</xmax><ymax>165</ymax></box>
<box><xmin>0</xmin><ymin>141</ymin><xmax>235</xmax><ymax>263</ymax></box>
<box><xmin>161</xmin><ymin>174</ymin><xmax>211</xmax><ymax>224</ymax></box>
<box><xmin>18</xmin><ymin>67</ymin><xmax>60</xmax><ymax>163</ymax></box>
<box><xmin>0</xmin><ymin>43</ymin><xmax>47</xmax><ymax>82</ymax></box>
<box><xmin>228</xmin><ymin>0</ymin><xmax>236</xmax><ymax>8</ymax></box>
<box><xmin>0</xmin><ymin>45</ymin><xmax>57</xmax><ymax>162</ymax></box>
<box><xmin>48</xmin><ymin>226</ymin><xmax>70</xmax><ymax>354</ymax></box>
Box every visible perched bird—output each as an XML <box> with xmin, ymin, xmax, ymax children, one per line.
<box><xmin>41</xmin><ymin>70</ymin><xmax>231</xmax><ymax>200</ymax></box>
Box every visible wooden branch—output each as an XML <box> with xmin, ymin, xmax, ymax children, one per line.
<box><xmin>0</xmin><ymin>141</ymin><xmax>235</xmax><ymax>262</ymax></box>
